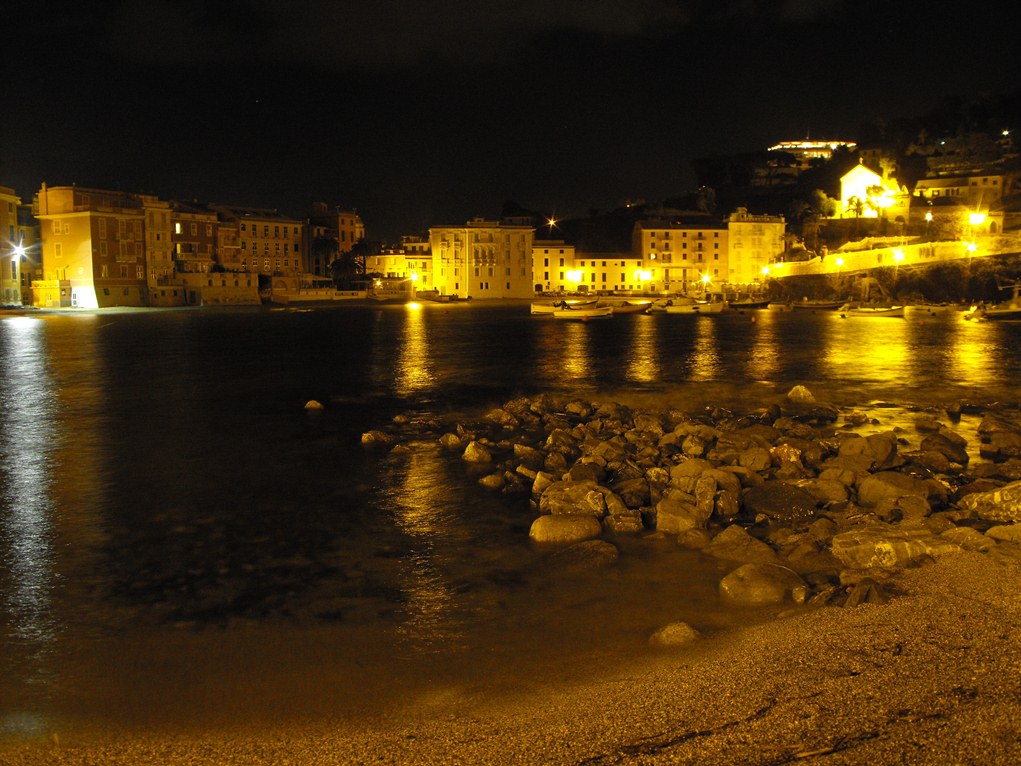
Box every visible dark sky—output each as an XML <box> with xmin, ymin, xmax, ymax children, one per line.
<box><xmin>3</xmin><ymin>0</ymin><xmax>1018</xmax><ymax>241</ymax></box>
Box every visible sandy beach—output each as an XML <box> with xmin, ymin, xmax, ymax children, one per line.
<box><xmin>2</xmin><ymin>549</ymin><xmax>1019</xmax><ymax>765</ymax></box>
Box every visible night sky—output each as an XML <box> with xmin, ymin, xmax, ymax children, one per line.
<box><xmin>3</xmin><ymin>1</ymin><xmax>1018</xmax><ymax>241</ymax></box>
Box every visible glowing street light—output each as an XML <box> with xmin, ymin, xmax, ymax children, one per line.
<box><xmin>566</xmin><ymin>269</ymin><xmax>583</xmax><ymax>287</ymax></box>
<box><xmin>968</xmin><ymin>212</ymin><xmax>987</xmax><ymax>227</ymax></box>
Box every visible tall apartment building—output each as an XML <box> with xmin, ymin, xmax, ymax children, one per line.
<box><xmin>211</xmin><ymin>205</ymin><xmax>304</xmax><ymax>278</ymax></box>
<box><xmin>34</xmin><ymin>184</ymin><xmax>149</xmax><ymax>308</ymax></box>
<box><xmin>726</xmin><ymin>208</ymin><xmax>786</xmax><ymax>285</ymax></box>
<box><xmin>633</xmin><ymin>219</ymin><xmax>729</xmax><ymax>294</ymax></box>
<box><xmin>429</xmin><ymin>217</ymin><xmax>534</xmax><ymax>299</ymax></box>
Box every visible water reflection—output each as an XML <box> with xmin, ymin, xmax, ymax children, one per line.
<box><xmin>690</xmin><ymin>318</ymin><xmax>721</xmax><ymax>380</ymax></box>
<box><xmin>945</xmin><ymin>318</ymin><xmax>997</xmax><ymax>387</ymax></box>
<box><xmin>745</xmin><ymin>310</ymin><xmax>780</xmax><ymax>380</ymax></box>
<box><xmin>626</xmin><ymin>316</ymin><xmax>660</xmax><ymax>383</ymax></box>
<box><xmin>384</xmin><ymin>446</ymin><xmax>471</xmax><ymax>653</ymax></box>
<box><xmin>822</xmin><ymin>314</ymin><xmax>912</xmax><ymax>384</ymax></box>
<box><xmin>535</xmin><ymin>322</ymin><xmax>593</xmax><ymax>385</ymax></box>
<box><xmin>0</xmin><ymin>317</ymin><xmax>59</xmax><ymax>724</ymax></box>
<box><xmin>395</xmin><ymin>304</ymin><xmax>434</xmax><ymax>396</ymax></box>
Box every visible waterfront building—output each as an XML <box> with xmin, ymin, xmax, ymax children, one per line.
<box><xmin>531</xmin><ymin>240</ymin><xmax>575</xmax><ymax>293</ymax></box>
<box><xmin>170</xmin><ymin>201</ymin><xmax>218</xmax><ymax>274</ymax></box>
<box><xmin>305</xmin><ymin>203</ymin><xmax>365</xmax><ymax>277</ymax></box>
<box><xmin>1</xmin><ymin>185</ymin><xmax>38</xmax><ymax>306</ymax></box>
<box><xmin>210</xmin><ymin>205</ymin><xmax>304</xmax><ymax>279</ymax></box>
<box><xmin>634</xmin><ymin>219</ymin><xmax>728</xmax><ymax>294</ymax></box>
<box><xmin>429</xmin><ymin>217</ymin><xmax>534</xmax><ymax>299</ymax></box>
<box><xmin>726</xmin><ymin>208</ymin><xmax>786</xmax><ymax>286</ymax></box>
<box><xmin>34</xmin><ymin>184</ymin><xmax>149</xmax><ymax>308</ymax></box>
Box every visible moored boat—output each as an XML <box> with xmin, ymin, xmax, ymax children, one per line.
<box><xmin>663</xmin><ymin>297</ymin><xmax>701</xmax><ymax>314</ymax></box>
<box><xmin>840</xmin><ymin>303</ymin><xmax>906</xmax><ymax>318</ymax></box>
<box><xmin>552</xmin><ymin>305</ymin><xmax>613</xmax><ymax>319</ymax></box>
<box><xmin>603</xmin><ymin>300</ymin><xmax>651</xmax><ymax>314</ymax></box>
<box><xmin>967</xmin><ymin>280</ymin><xmax>1021</xmax><ymax>321</ymax></box>
<box><xmin>792</xmin><ymin>299</ymin><xmax>845</xmax><ymax>311</ymax></box>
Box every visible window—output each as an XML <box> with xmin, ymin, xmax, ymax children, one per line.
<box><xmin>120</xmin><ymin>265</ymin><xmax>128</xmax><ymax>277</ymax></box>
<box><xmin>100</xmin><ymin>264</ymin><xmax>109</xmax><ymax>277</ymax></box>
<box><xmin>52</xmin><ymin>220</ymin><xmax>61</xmax><ymax>234</ymax></box>
<box><xmin>55</xmin><ymin>243</ymin><xmax>62</xmax><ymax>258</ymax></box>
<box><xmin>136</xmin><ymin>266</ymin><xmax>143</xmax><ymax>279</ymax></box>
<box><xmin>206</xmin><ymin>224</ymin><xmax>213</xmax><ymax>236</ymax></box>
<box><xmin>175</xmin><ymin>222</ymin><xmax>182</xmax><ymax>234</ymax></box>
<box><xmin>190</xmin><ymin>223</ymin><xmax>197</xmax><ymax>235</ymax></box>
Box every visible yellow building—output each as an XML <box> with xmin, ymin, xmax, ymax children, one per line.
<box><xmin>726</xmin><ymin>208</ymin><xmax>786</xmax><ymax>286</ymax></box>
<box><xmin>34</xmin><ymin>184</ymin><xmax>149</xmax><ymax>308</ymax></box>
<box><xmin>634</xmin><ymin>220</ymin><xmax>728</xmax><ymax>294</ymax></box>
<box><xmin>429</xmin><ymin>217</ymin><xmax>534</xmax><ymax>299</ymax></box>
<box><xmin>531</xmin><ymin>240</ymin><xmax>576</xmax><ymax>293</ymax></box>
<box><xmin>1</xmin><ymin>185</ymin><xmax>37</xmax><ymax>306</ymax></box>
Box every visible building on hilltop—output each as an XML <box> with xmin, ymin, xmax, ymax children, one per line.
<box><xmin>428</xmin><ymin>217</ymin><xmax>534</xmax><ymax>299</ymax></box>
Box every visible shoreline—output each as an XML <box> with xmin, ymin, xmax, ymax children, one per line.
<box><xmin>2</xmin><ymin>552</ymin><xmax>1018</xmax><ymax>764</ymax></box>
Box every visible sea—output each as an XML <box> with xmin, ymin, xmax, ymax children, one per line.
<box><xmin>1</xmin><ymin>302</ymin><xmax>1020</xmax><ymax>737</ymax></box>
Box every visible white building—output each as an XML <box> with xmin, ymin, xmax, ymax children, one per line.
<box><xmin>429</xmin><ymin>217</ymin><xmax>533</xmax><ymax>299</ymax></box>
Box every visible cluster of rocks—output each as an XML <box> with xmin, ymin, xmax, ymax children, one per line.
<box><xmin>362</xmin><ymin>386</ymin><xmax>1021</xmax><ymax>642</ymax></box>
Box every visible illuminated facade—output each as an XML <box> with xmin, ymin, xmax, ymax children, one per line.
<box><xmin>1</xmin><ymin>185</ymin><xmax>37</xmax><ymax>306</ymax></box>
<box><xmin>726</xmin><ymin>208</ymin><xmax>786</xmax><ymax>285</ymax></box>
<box><xmin>210</xmin><ymin>205</ymin><xmax>304</xmax><ymax>277</ymax></box>
<box><xmin>429</xmin><ymin>218</ymin><xmax>534</xmax><ymax>299</ymax></box>
<box><xmin>634</xmin><ymin>220</ymin><xmax>729</xmax><ymax>294</ymax></box>
<box><xmin>170</xmin><ymin>201</ymin><xmax>218</xmax><ymax>274</ymax></box>
<box><xmin>768</xmin><ymin>139</ymin><xmax>857</xmax><ymax>169</ymax></box>
<box><xmin>34</xmin><ymin>184</ymin><xmax>149</xmax><ymax>308</ymax></box>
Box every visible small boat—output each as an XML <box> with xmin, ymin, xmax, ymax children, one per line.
<box><xmin>552</xmin><ymin>305</ymin><xmax>613</xmax><ymax>320</ymax></box>
<box><xmin>767</xmin><ymin>301</ymin><xmax>793</xmax><ymax>312</ymax></box>
<box><xmin>730</xmin><ymin>298</ymin><xmax>770</xmax><ymax>310</ymax></box>
<box><xmin>663</xmin><ymin>297</ymin><xmax>701</xmax><ymax>314</ymax></box>
<box><xmin>531</xmin><ymin>302</ymin><xmax>561</xmax><ymax>315</ymax></box>
<box><xmin>967</xmin><ymin>281</ymin><xmax>1021</xmax><ymax>321</ymax></box>
<box><xmin>840</xmin><ymin>303</ymin><xmax>906</xmax><ymax>318</ymax></box>
<box><xmin>603</xmin><ymin>300</ymin><xmax>650</xmax><ymax>314</ymax></box>
<box><xmin>696</xmin><ymin>300</ymin><xmax>729</xmax><ymax>314</ymax></box>
<box><xmin>909</xmin><ymin>303</ymin><xmax>959</xmax><ymax>316</ymax></box>
<box><xmin>791</xmin><ymin>299</ymin><xmax>845</xmax><ymax>311</ymax></box>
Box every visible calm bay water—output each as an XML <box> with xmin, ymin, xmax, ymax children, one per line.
<box><xmin>1</xmin><ymin>303</ymin><xmax>1020</xmax><ymax>736</ymax></box>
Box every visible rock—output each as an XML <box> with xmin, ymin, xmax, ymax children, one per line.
<box><xmin>610</xmin><ymin>477</ymin><xmax>650</xmax><ymax>508</ymax></box>
<box><xmin>568</xmin><ymin>462</ymin><xmax>605</xmax><ymax>483</ymax></box>
<box><xmin>956</xmin><ymin>480</ymin><xmax>1021</xmax><ymax>522</ymax></box>
<box><xmin>786</xmin><ymin>385</ymin><xmax>816</xmax><ymax>404</ymax></box>
<box><xmin>704</xmin><ymin>524</ymin><xmax>778</xmax><ymax>564</ymax></box>
<box><xmin>829</xmin><ymin>525</ymin><xmax>963</xmax><ymax>569</ymax></box>
<box><xmin>844</xmin><ymin>410</ymin><xmax>870</xmax><ymax>426</ymax></box>
<box><xmin>649</xmin><ymin>621</ymin><xmax>701</xmax><ymax>647</ymax></box>
<box><xmin>843</xmin><ymin>577</ymin><xmax>889</xmax><ymax>607</ymax></box>
<box><xmin>483</xmin><ymin>407</ymin><xmax>519</xmax><ymax>428</ymax></box>
<box><xmin>782</xmin><ymin>538</ymin><xmax>840</xmax><ymax>575</ymax></box>
<box><xmin>604</xmin><ymin>509</ymin><xmax>645</xmax><ymax>534</ymax></box>
<box><xmin>360</xmin><ymin>430</ymin><xmax>394</xmax><ymax>446</ymax></box>
<box><xmin>795</xmin><ymin>478</ymin><xmax>849</xmax><ymax>507</ymax></box>
<box><xmin>539</xmin><ymin>480</ymin><xmax>608</xmax><ymax>517</ymax></box>
<box><xmin>513</xmin><ymin>443</ymin><xmax>545</xmax><ymax>466</ymax></box>
<box><xmin>478</xmin><ymin>472</ymin><xmax>504</xmax><ymax>489</ymax></box>
<box><xmin>914</xmin><ymin>413</ymin><xmax>942</xmax><ymax>432</ymax></box>
<box><xmin>529</xmin><ymin>514</ymin><xmax>602</xmax><ymax>544</ymax></box>
<box><xmin>979</xmin><ymin>431</ymin><xmax>1021</xmax><ymax>462</ymax></box>
<box><xmin>940</xmin><ymin>526</ymin><xmax>995</xmax><ymax>552</ymax></box>
<box><xmin>986</xmin><ymin>524</ymin><xmax>1021</xmax><ymax>544</ymax></box>
<box><xmin>439</xmin><ymin>432</ymin><xmax>463</xmax><ymax>450</ymax></box>
<box><xmin>742</xmin><ymin>481</ymin><xmax>818</xmax><ymax>523</ymax></box>
<box><xmin>838</xmin><ymin>432</ymin><xmax>898</xmax><ymax>470</ymax></box>
<box><xmin>719</xmin><ymin>563</ymin><xmax>808</xmax><ymax>606</ymax></box>
<box><xmin>677</xmin><ymin>528</ymin><xmax>712</xmax><ymax>549</ymax></box>
<box><xmin>304</xmin><ymin>399</ymin><xmax>325</xmax><ymax>411</ymax></box>
<box><xmin>655</xmin><ymin>494</ymin><xmax>708</xmax><ymax>534</ymax></box>
<box><xmin>920</xmin><ymin>432</ymin><xmax>969</xmax><ymax>464</ymax></box>
<box><xmin>462</xmin><ymin>441</ymin><xmax>493</xmax><ymax>463</ymax></box>
<box><xmin>738</xmin><ymin>447</ymin><xmax>772</xmax><ymax>472</ymax></box>
<box><xmin>857</xmin><ymin>471</ymin><xmax>944</xmax><ymax>508</ymax></box>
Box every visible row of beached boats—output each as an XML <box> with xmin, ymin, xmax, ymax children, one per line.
<box><xmin>529</xmin><ymin>297</ymin><xmax>732</xmax><ymax>319</ymax></box>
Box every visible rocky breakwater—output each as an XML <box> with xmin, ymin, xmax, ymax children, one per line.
<box><xmin>362</xmin><ymin>386</ymin><xmax>1021</xmax><ymax>643</ymax></box>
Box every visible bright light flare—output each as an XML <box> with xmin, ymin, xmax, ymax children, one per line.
<box><xmin>565</xmin><ymin>269</ymin><xmax>583</xmax><ymax>284</ymax></box>
<box><xmin>968</xmin><ymin>212</ymin><xmax>987</xmax><ymax>226</ymax></box>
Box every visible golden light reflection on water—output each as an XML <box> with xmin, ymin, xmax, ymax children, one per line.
<box><xmin>0</xmin><ymin>318</ymin><xmax>58</xmax><ymax>729</ymax></box>
<box><xmin>560</xmin><ymin>322</ymin><xmax>593</xmax><ymax>382</ymax></box>
<box><xmin>945</xmin><ymin>318</ymin><xmax>997</xmax><ymax>386</ymax></box>
<box><xmin>745</xmin><ymin>310</ymin><xmax>780</xmax><ymax>380</ymax></box>
<box><xmin>395</xmin><ymin>304</ymin><xmax>434</xmax><ymax>396</ymax></box>
<box><xmin>690</xmin><ymin>318</ymin><xmax>721</xmax><ymax>380</ymax></box>
<box><xmin>626</xmin><ymin>316</ymin><xmax>660</xmax><ymax>383</ymax></box>
<box><xmin>823</xmin><ymin>314</ymin><xmax>910</xmax><ymax>382</ymax></box>
<box><xmin>385</xmin><ymin>446</ymin><xmax>470</xmax><ymax>653</ymax></box>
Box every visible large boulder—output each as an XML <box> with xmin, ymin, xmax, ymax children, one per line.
<box><xmin>838</xmin><ymin>432</ymin><xmax>899</xmax><ymax>470</ymax></box>
<box><xmin>529</xmin><ymin>514</ymin><xmax>602</xmax><ymax>544</ymax></box>
<box><xmin>655</xmin><ymin>493</ymin><xmax>708</xmax><ymax>534</ymax></box>
<box><xmin>829</xmin><ymin>525</ymin><xmax>962</xmax><ymax>569</ymax></box>
<box><xmin>704</xmin><ymin>524</ymin><xmax>778</xmax><ymax>564</ymax></box>
<box><xmin>742</xmin><ymin>481</ymin><xmax>818</xmax><ymax>522</ymax></box>
<box><xmin>462</xmin><ymin>440</ymin><xmax>493</xmax><ymax>463</ymax></box>
<box><xmin>719</xmin><ymin>563</ymin><xmax>808</xmax><ymax>606</ymax></box>
<box><xmin>956</xmin><ymin>480</ymin><xmax>1021</xmax><ymax>522</ymax></box>
<box><xmin>538</xmin><ymin>480</ymin><xmax>609</xmax><ymax>517</ymax></box>
<box><xmin>857</xmin><ymin>471</ymin><xmax>944</xmax><ymax>508</ymax></box>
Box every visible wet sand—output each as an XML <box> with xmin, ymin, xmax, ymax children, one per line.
<box><xmin>3</xmin><ymin>549</ymin><xmax>1020</xmax><ymax>765</ymax></box>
